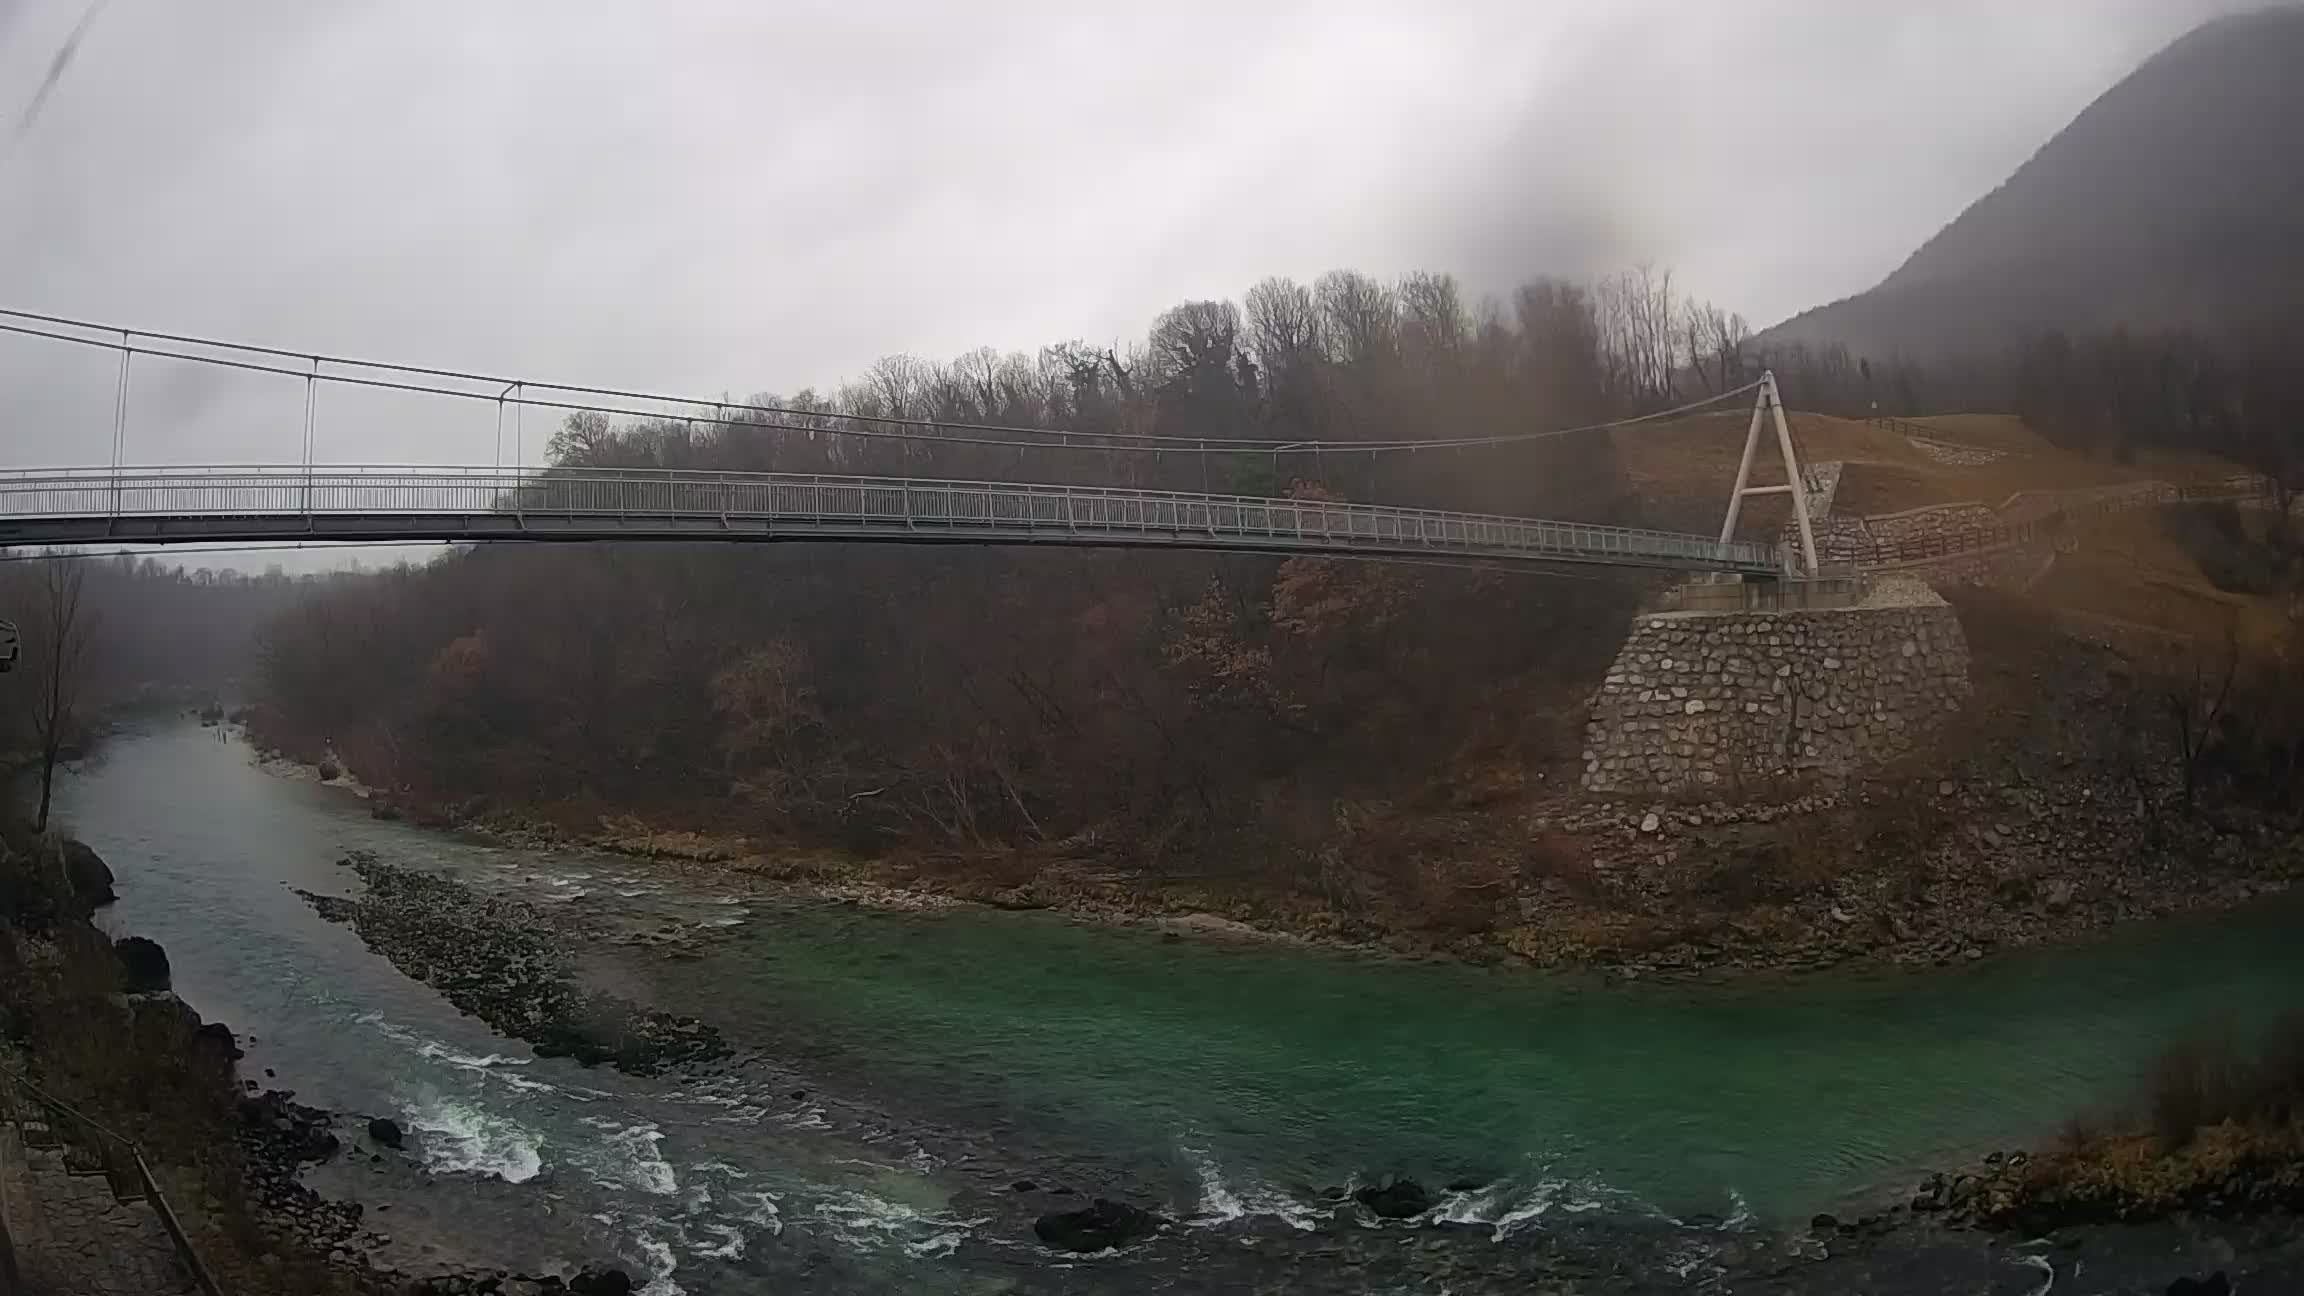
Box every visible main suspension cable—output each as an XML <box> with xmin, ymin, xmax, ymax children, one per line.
<box><xmin>0</xmin><ymin>307</ymin><xmax>1763</xmax><ymax>459</ymax></box>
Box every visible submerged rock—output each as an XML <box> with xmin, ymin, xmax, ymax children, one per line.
<box><xmin>1354</xmin><ymin>1178</ymin><xmax>1433</xmax><ymax>1220</ymax></box>
<box><xmin>317</xmin><ymin>760</ymin><xmax>342</xmax><ymax>782</ymax></box>
<box><xmin>1034</xmin><ymin>1198</ymin><xmax>1163</xmax><ymax>1252</ymax></box>
<box><xmin>2168</xmin><ymin>1275</ymin><xmax>2232</xmax><ymax>1296</ymax></box>
<box><xmin>367</xmin><ymin>1116</ymin><xmax>404</xmax><ymax>1149</ymax></box>
<box><xmin>569</xmin><ymin>1266</ymin><xmax>635</xmax><ymax>1296</ymax></box>
<box><xmin>114</xmin><ymin>935</ymin><xmax>171</xmax><ymax>992</ymax></box>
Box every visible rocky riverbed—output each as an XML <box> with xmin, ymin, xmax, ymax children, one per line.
<box><xmin>298</xmin><ymin>853</ymin><xmax>728</xmax><ymax>1075</ymax></box>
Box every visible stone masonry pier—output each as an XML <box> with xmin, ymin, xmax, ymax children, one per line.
<box><xmin>1582</xmin><ymin>579</ymin><xmax>1971</xmax><ymax>796</ymax></box>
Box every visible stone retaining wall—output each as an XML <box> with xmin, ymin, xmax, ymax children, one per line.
<box><xmin>1582</xmin><ymin>597</ymin><xmax>1971</xmax><ymax>795</ymax></box>
<box><xmin>1908</xmin><ymin>437</ymin><xmax>2006</xmax><ymax>466</ymax></box>
<box><xmin>1865</xmin><ymin>502</ymin><xmax>1996</xmax><ymax>543</ymax></box>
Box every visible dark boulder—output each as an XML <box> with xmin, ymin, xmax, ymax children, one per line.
<box><xmin>371</xmin><ymin>800</ymin><xmax>405</xmax><ymax>821</ymax></box>
<box><xmin>2168</xmin><ymin>1276</ymin><xmax>2232</xmax><ymax>1296</ymax></box>
<box><xmin>569</xmin><ymin>1267</ymin><xmax>634</xmax><ymax>1296</ymax></box>
<box><xmin>114</xmin><ymin>936</ymin><xmax>171</xmax><ymax>993</ymax></box>
<box><xmin>192</xmin><ymin>1021</ymin><xmax>244</xmax><ymax>1060</ymax></box>
<box><xmin>1033</xmin><ymin>1198</ymin><xmax>1163</xmax><ymax>1252</ymax></box>
<box><xmin>1353</xmin><ymin>1178</ymin><xmax>1433</xmax><ymax>1220</ymax></box>
<box><xmin>368</xmin><ymin>1117</ymin><xmax>405</xmax><ymax>1149</ymax></box>
<box><xmin>317</xmin><ymin>760</ymin><xmax>343</xmax><ymax>782</ymax></box>
<box><xmin>1009</xmin><ymin>1180</ymin><xmax>1039</xmax><ymax>1193</ymax></box>
<box><xmin>61</xmin><ymin>839</ymin><xmax>116</xmax><ymax>907</ymax></box>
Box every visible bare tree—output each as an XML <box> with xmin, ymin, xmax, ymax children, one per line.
<box><xmin>2166</xmin><ymin>623</ymin><xmax>2239</xmax><ymax>812</ymax></box>
<box><xmin>1513</xmin><ymin>278</ymin><xmax>1607</xmax><ymax>421</ymax></box>
<box><xmin>1243</xmin><ymin>276</ymin><xmax>1322</xmax><ymax>380</ymax></box>
<box><xmin>1683</xmin><ymin>299</ymin><xmax>1752</xmax><ymax>394</ymax></box>
<box><xmin>1314</xmin><ymin>270</ymin><xmax>1397</xmax><ymax>371</ymax></box>
<box><xmin>1396</xmin><ymin>271</ymin><xmax>1469</xmax><ymax>373</ymax></box>
<box><xmin>1596</xmin><ymin>264</ymin><xmax>1681</xmax><ymax>409</ymax></box>
<box><xmin>29</xmin><ymin>555</ymin><xmax>96</xmax><ymax>833</ymax></box>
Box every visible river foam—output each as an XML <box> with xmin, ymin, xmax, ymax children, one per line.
<box><xmin>405</xmin><ymin>1094</ymin><xmax>545</xmax><ymax>1183</ymax></box>
<box><xmin>1182</xmin><ymin>1141</ymin><xmax>1319</xmax><ymax>1231</ymax></box>
<box><xmin>578</xmin><ymin>1117</ymin><xmax>680</xmax><ymax>1196</ymax></box>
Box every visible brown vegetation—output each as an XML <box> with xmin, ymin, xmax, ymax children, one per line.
<box><xmin>1983</xmin><ymin>1014</ymin><xmax>2304</xmax><ymax>1229</ymax></box>
<box><xmin>254</xmin><ymin>266</ymin><xmax>1716</xmax><ymax>897</ymax></box>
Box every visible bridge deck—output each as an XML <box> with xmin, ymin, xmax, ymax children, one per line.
<box><xmin>0</xmin><ymin>466</ymin><xmax>1781</xmax><ymax>573</ymax></box>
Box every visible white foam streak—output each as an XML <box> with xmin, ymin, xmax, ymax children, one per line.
<box><xmin>578</xmin><ymin>1119</ymin><xmax>679</xmax><ymax>1196</ymax></box>
<box><xmin>805</xmin><ymin>1190</ymin><xmax>983</xmax><ymax>1257</ymax></box>
<box><xmin>1182</xmin><ymin>1143</ymin><xmax>1318</xmax><ymax>1231</ymax></box>
<box><xmin>406</xmin><ymin>1096</ymin><xmax>544</xmax><ymax>1184</ymax></box>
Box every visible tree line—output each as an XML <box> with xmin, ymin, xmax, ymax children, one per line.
<box><xmin>256</xmin><ymin>266</ymin><xmax>1776</xmax><ymax>893</ymax></box>
<box><xmin>1</xmin><ymin>554</ymin><xmax>327</xmax><ymax>829</ymax></box>
<box><xmin>244</xmin><ymin>267</ymin><xmax>2304</xmax><ymax>904</ymax></box>
<box><xmin>2014</xmin><ymin>318</ymin><xmax>2304</xmax><ymax>513</ymax></box>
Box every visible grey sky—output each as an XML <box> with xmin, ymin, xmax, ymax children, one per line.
<box><xmin>0</xmin><ymin>0</ymin><xmax>2266</xmax><ymax>475</ymax></box>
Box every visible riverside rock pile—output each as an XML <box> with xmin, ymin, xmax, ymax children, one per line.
<box><xmin>299</xmin><ymin>852</ymin><xmax>727</xmax><ymax>1075</ymax></box>
<box><xmin>1530</xmin><ymin>772</ymin><xmax>2304</xmax><ymax>980</ymax></box>
<box><xmin>236</xmin><ymin>1088</ymin><xmax>366</xmax><ymax>1256</ymax></box>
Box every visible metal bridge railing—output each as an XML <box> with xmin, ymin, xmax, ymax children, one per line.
<box><xmin>0</xmin><ymin>465</ymin><xmax>1782</xmax><ymax>572</ymax></box>
<box><xmin>0</xmin><ymin>1063</ymin><xmax>225</xmax><ymax>1296</ymax></box>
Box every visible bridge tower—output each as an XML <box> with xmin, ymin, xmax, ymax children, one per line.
<box><xmin>1715</xmin><ymin>371</ymin><xmax>1819</xmax><ymax>577</ymax></box>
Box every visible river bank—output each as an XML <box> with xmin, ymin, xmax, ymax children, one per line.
<box><xmin>0</xmin><ymin>843</ymin><xmax>644</xmax><ymax>1295</ymax></box>
<box><xmin>43</xmin><ymin>721</ymin><xmax>2304</xmax><ymax>1293</ymax></box>
<box><xmin>387</xmin><ymin>762</ymin><xmax>2302</xmax><ymax>986</ymax></box>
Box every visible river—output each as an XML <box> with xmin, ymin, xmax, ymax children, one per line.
<box><xmin>55</xmin><ymin>721</ymin><xmax>2304</xmax><ymax>1293</ymax></box>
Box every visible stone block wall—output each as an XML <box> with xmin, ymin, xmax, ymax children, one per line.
<box><xmin>1865</xmin><ymin>502</ymin><xmax>1996</xmax><ymax>543</ymax></box>
<box><xmin>1581</xmin><ymin>598</ymin><xmax>1971</xmax><ymax>796</ymax></box>
<box><xmin>1907</xmin><ymin>437</ymin><xmax>2007</xmax><ymax>466</ymax></box>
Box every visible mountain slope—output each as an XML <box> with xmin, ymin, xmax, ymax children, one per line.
<box><xmin>1765</xmin><ymin>7</ymin><xmax>2304</xmax><ymax>360</ymax></box>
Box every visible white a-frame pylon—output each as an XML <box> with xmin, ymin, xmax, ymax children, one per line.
<box><xmin>1716</xmin><ymin>371</ymin><xmax>1819</xmax><ymax>577</ymax></box>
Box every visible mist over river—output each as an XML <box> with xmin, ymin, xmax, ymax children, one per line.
<box><xmin>56</xmin><ymin>721</ymin><xmax>2304</xmax><ymax>1293</ymax></box>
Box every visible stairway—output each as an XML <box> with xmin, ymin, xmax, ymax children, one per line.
<box><xmin>1</xmin><ymin>1100</ymin><xmax>201</xmax><ymax>1295</ymax></box>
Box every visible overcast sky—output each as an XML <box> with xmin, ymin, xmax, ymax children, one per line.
<box><xmin>0</xmin><ymin>0</ymin><xmax>2267</xmax><ymax>477</ymax></box>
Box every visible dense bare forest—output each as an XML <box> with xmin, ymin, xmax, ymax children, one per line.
<box><xmin>2014</xmin><ymin>319</ymin><xmax>2304</xmax><ymax>507</ymax></box>
<box><xmin>244</xmin><ymin>256</ymin><xmax>2304</xmax><ymax>894</ymax></box>
<box><xmin>251</xmin><ymin>268</ymin><xmax>1824</xmax><ymax>868</ymax></box>
<box><xmin>0</xmin><ymin>554</ymin><xmax>309</xmax><ymax>740</ymax></box>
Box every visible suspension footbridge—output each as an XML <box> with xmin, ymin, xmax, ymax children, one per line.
<box><xmin>0</xmin><ymin>310</ymin><xmax>1809</xmax><ymax>576</ymax></box>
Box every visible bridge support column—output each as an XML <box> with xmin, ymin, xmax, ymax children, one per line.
<box><xmin>1718</xmin><ymin>372</ymin><xmax>1820</xmax><ymax>576</ymax></box>
<box><xmin>1581</xmin><ymin>583</ymin><xmax>1971</xmax><ymax>797</ymax></box>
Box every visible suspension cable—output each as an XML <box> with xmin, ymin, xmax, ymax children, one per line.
<box><xmin>0</xmin><ymin>308</ymin><xmax>1763</xmax><ymax>459</ymax></box>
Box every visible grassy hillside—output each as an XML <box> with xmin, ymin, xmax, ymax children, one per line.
<box><xmin>1613</xmin><ymin>409</ymin><xmax>2249</xmax><ymax>535</ymax></box>
<box><xmin>1617</xmin><ymin>406</ymin><xmax>2289</xmax><ymax>654</ymax></box>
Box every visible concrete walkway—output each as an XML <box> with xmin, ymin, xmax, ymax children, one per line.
<box><xmin>1</xmin><ymin>1124</ymin><xmax>196</xmax><ymax>1296</ymax></box>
